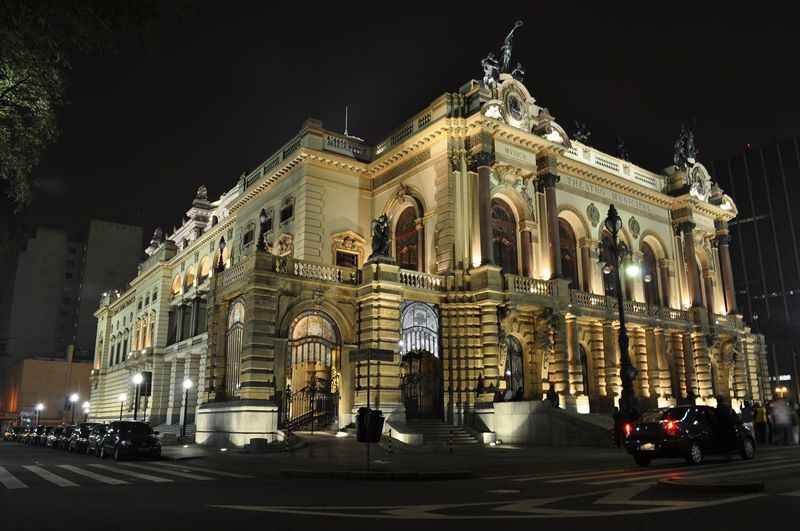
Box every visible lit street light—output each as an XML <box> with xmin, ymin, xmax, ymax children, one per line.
<box><xmin>35</xmin><ymin>403</ymin><xmax>44</xmax><ymax>426</ymax></box>
<box><xmin>776</xmin><ymin>386</ymin><xmax>788</xmax><ymax>399</ymax></box>
<box><xmin>119</xmin><ymin>393</ymin><xmax>127</xmax><ymax>420</ymax></box>
<box><xmin>133</xmin><ymin>373</ymin><xmax>143</xmax><ymax>420</ymax></box>
<box><xmin>82</xmin><ymin>401</ymin><xmax>90</xmax><ymax>422</ymax></box>
<box><xmin>182</xmin><ymin>378</ymin><xmax>193</xmax><ymax>439</ymax></box>
<box><xmin>69</xmin><ymin>393</ymin><xmax>79</xmax><ymax>424</ymax></box>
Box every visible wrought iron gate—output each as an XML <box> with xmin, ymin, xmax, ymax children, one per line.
<box><xmin>280</xmin><ymin>374</ymin><xmax>337</xmax><ymax>432</ymax></box>
<box><xmin>400</xmin><ymin>350</ymin><xmax>443</xmax><ymax>420</ymax></box>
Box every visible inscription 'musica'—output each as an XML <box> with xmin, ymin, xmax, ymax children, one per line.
<box><xmin>561</xmin><ymin>174</ymin><xmax>659</xmax><ymax>215</ymax></box>
<box><xmin>496</xmin><ymin>142</ymin><xmax>533</xmax><ymax>164</ymax></box>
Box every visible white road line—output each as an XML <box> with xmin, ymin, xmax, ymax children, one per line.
<box><xmin>117</xmin><ymin>462</ymin><xmax>214</xmax><ymax>480</ymax></box>
<box><xmin>669</xmin><ymin>461</ymin><xmax>800</xmax><ymax>483</ymax></box>
<box><xmin>543</xmin><ymin>467</ymin><xmax>687</xmax><ymax>484</ymax></box>
<box><xmin>23</xmin><ymin>466</ymin><xmax>78</xmax><ymax>487</ymax></box>
<box><xmin>88</xmin><ymin>464</ymin><xmax>173</xmax><ymax>483</ymax></box>
<box><xmin>57</xmin><ymin>465</ymin><xmax>129</xmax><ymax>485</ymax></box>
<box><xmin>781</xmin><ymin>490</ymin><xmax>800</xmax><ymax>496</ymax></box>
<box><xmin>158</xmin><ymin>463</ymin><xmax>254</xmax><ymax>478</ymax></box>
<box><xmin>483</xmin><ymin>468</ymin><xmax>619</xmax><ymax>481</ymax></box>
<box><xmin>587</xmin><ymin>460</ymin><xmax>800</xmax><ymax>485</ymax></box>
<box><xmin>0</xmin><ymin>465</ymin><xmax>27</xmax><ymax>489</ymax></box>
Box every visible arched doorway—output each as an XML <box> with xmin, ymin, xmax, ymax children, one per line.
<box><xmin>642</xmin><ymin>242</ymin><xmax>660</xmax><ymax>306</ymax></box>
<box><xmin>400</xmin><ymin>302</ymin><xmax>443</xmax><ymax>419</ymax></box>
<box><xmin>505</xmin><ymin>335</ymin><xmax>524</xmax><ymax>398</ymax></box>
<box><xmin>559</xmin><ymin>218</ymin><xmax>578</xmax><ymax>289</ymax></box>
<box><xmin>285</xmin><ymin>311</ymin><xmax>341</xmax><ymax>430</ymax></box>
<box><xmin>491</xmin><ymin>198</ymin><xmax>518</xmax><ymax>274</ymax></box>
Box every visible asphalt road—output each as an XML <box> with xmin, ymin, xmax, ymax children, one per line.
<box><xmin>1</xmin><ymin>436</ymin><xmax>798</xmax><ymax>530</ymax></box>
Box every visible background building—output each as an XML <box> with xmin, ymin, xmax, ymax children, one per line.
<box><xmin>711</xmin><ymin>139</ymin><xmax>800</xmax><ymax>401</ymax></box>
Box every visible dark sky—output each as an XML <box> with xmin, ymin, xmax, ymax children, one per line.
<box><xmin>25</xmin><ymin>2</ymin><xmax>799</xmax><ymax>247</ymax></box>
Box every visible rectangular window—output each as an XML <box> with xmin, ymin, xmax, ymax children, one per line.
<box><xmin>280</xmin><ymin>198</ymin><xmax>294</xmax><ymax>223</ymax></box>
<box><xmin>335</xmin><ymin>250</ymin><xmax>359</xmax><ymax>269</ymax></box>
<box><xmin>65</xmin><ymin>272</ymin><xmax>73</xmax><ymax>279</ymax></box>
<box><xmin>243</xmin><ymin>229</ymin><xmax>254</xmax><ymax>246</ymax></box>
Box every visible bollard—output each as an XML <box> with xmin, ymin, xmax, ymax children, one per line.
<box><xmin>449</xmin><ymin>429</ymin><xmax>453</xmax><ymax>453</ymax></box>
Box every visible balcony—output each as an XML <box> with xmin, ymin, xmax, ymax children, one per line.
<box><xmin>399</xmin><ymin>270</ymin><xmax>445</xmax><ymax>291</ymax></box>
<box><xmin>569</xmin><ymin>289</ymin><xmax>691</xmax><ymax>326</ymax></box>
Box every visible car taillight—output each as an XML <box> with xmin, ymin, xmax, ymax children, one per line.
<box><xmin>624</xmin><ymin>423</ymin><xmax>632</xmax><ymax>436</ymax></box>
<box><xmin>665</xmin><ymin>420</ymin><xmax>677</xmax><ymax>435</ymax></box>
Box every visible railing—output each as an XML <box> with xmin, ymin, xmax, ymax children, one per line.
<box><xmin>563</xmin><ymin>140</ymin><xmax>666</xmax><ymax>192</ymax></box>
<box><xmin>508</xmin><ymin>276</ymin><xmax>554</xmax><ymax>297</ymax></box>
<box><xmin>244</xmin><ymin>133</ymin><xmax>304</xmax><ymax>188</ymax></box>
<box><xmin>220</xmin><ymin>262</ymin><xmax>246</xmax><ymax>287</ymax></box>
<box><xmin>324</xmin><ymin>133</ymin><xmax>369</xmax><ymax>159</ymax></box>
<box><xmin>272</xmin><ymin>257</ymin><xmax>360</xmax><ymax>285</ymax></box>
<box><xmin>570</xmin><ymin>290</ymin><xmax>690</xmax><ymax>324</ymax></box>
<box><xmin>570</xmin><ymin>290</ymin><xmax>608</xmax><ymax>308</ymax></box>
<box><xmin>399</xmin><ymin>270</ymin><xmax>445</xmax><ymax>291</ymax></box>
<box><xmin>714</xmin><ymin>313</ymin><xmax>738</xmax><ymax>328</ymax></box>
<box><xmin>375</xmin><ymin>108</ymin><xmax>435</xmax><ymax>156</ymax></box>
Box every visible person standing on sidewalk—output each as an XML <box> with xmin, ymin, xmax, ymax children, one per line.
<box><xmin>754</xmin><ymin>402</ymin><xmax>768</xmax><ymax>444</ymax></box>
<box><xmin>740</xmin><ymin>400</ymin><xmax>755</xmax><ymax>440</ymax></box>
<box><xmin>770</xmin><ymin>398</ymin><xmax>793</xmax><ymax>445</ymax></box>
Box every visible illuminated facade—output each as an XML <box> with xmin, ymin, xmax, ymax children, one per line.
<box><xmin>90</xmin><ymin>71</ymin><xmax>770</xmax><ymax>446</ymax></box>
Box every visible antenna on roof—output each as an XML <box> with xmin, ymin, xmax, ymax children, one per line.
<box><xmin>344</xmin><ymin>106</ymin><xmax>349</xmax><ymax>137</ymax></box>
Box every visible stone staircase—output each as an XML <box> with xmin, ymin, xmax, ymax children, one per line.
<box><xmin>153</xmin><ymin>423</ymin><xmax>196</xmax><ymax>444</ymax></box>
<box><xmin>392</xmin><ymin>419</ymin><xmax>480</xmax><ymax>446</ymax></box>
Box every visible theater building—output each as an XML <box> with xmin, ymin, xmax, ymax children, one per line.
<box><xmin>89</xmin><ymin>65</ymin><xmax>770</xmax><ymax>446</ymax></box>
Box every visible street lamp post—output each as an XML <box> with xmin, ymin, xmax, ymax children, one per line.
<box><xmin>119</xmin><ymin>393</ymin><xmax>127</xmax><ymax>420</ymax></box>
<box><xmin>82</xmin><ymin>402</ymin><xmax>90</xmax><ymax>422</ymax></box>
<box><xmin>776</xmin><ymin>386</ymin><xmax>788</xmax><ymax>399</ymax></box>
<box><xmin>216</xmin><ymin>237</ymin><xmax>226</xmax><ymax>273</ymax></box>
<box><xmin>69</xmin><ymin>393</ymin><xmax>79</xmax><ymax>424</ymax></box>
<box><xmin>181</xmin><ymin>378</ymin><xmax>193</xmax><ymax>439</ymax></box>
<box><xmin>601</xmin><ymin>205</ymin><xmax>639</xmax><ymax>425</ymax></box>
<box><xmin>256</xmin><ymin>209</ymin><xmax>268</xmax><ymax>251</ymax></box>
<box><xmin>133</xmin><ymin>373</ymin><xmax>143</xmax><ymax>420</ymax></box>
<box><xmin>35</xmin><ymin>403</ymin><xmax>44</xmax><ymax>426</ymax></box>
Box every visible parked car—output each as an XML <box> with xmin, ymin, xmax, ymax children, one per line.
<box><xmin>18</xmin><ymin>427</ymin><xmax>33</xmax><ymax>444</ymax></box>
<box><xmin>7</xmin><ymin>426</ymin><xmax>27</xmax><ymax>442</ymax></box>
<box><xmin>45</xmin><ymin>426</ymin><xmax>65</xmax><ymax>448</ymax></box>
<box><xmin>98</xmin><ymin>421</ymin><xmax>161</xmax><ymax>461</ymax></box>
<box><xmin>3</xmin><ymin>426</ymin><xmax>17</xmax><ymax>441</ymax></box>
<box><xmin>625</xmin><ymin>405</ymin><xmax>756</xmax><ymax>466</ymax></box>
<box><xmin>27</xmin><ymin>425</ymin><xmax>46</xmax><ymax>446</ymax></box>
<box><xmin>58</xmin><ymin>426</ymin><xmax>77</xmax><ymax>450</ymax></box>
<box><xmin>69</xmin><ymin>423</ymin><xmax>101</xmax><ymax>453</ymax></box>
<box><xmin>85</xmin><ymin>424</ymin><xmax>108</xmax><ymax>456</ymax></box>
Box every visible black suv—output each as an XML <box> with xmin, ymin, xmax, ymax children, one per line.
<box><xmin>98</xmin><ymin>421</ymin><xmax>161</xmax><ymax>461</ymax></box>
<box><xmin>69</xmin><ymin>423</ymin><xmax>102</xmax><ymax>453</ymax></box>
<box><xmin>625</xmin><ymin>405</ymin><xmax>756</xmax><ymax>466</ymax></box>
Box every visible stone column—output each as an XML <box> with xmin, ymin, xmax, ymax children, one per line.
<box><xmin>551</xmin><ymin>315</ymin><xmax>570</xmax><ymax>401</ymax></box>
<box><xmin>478</xmin><ymin>302</ymin><xmax>501</xmax><ymax>401</ymax></box>
<box><xmin>477</xmin><ymin>157</ymin><xmax>495</xmax><ymax>266</ymax></box>
<box><xmin>716</xmin><ymin>234</ymin><xmax>737</xmax><ymax>313</ymax></box>
<box><xmin>565</xmin><ymin>315</ymin><xmax>583</xmax><ymax>396</ymax></box>
<box><xmin>189</xmin><ymin>298</ymin><xmax>198</xmax><ymax>338</ymax></box>
<box><xmin>691</xmin><ymin>332</ymin><xmax>713</xmax><ymax>399</ymax></box>
<box><xmin>644</xmin><ymin>328</ymin><xmax>661</xmax><ymax>400</ymax></box>
<box><xmin>589</xmin><ymin>322</ymin><xmax>606</xmax><ymax>398</ymax></box>
<box><xmin>703</xmin><ymin>271</ymin><xmax>715</xmax><ymax>315</ymax></box>
<box><xmin>672</xmin><ymin>332</ymin><xmax>688</xmax><ymax>399</ymax></box>
<box><xmin>682</xmin><ymin>333</ymin><xmax>698</xmax><ymax>398</ymax></box>
<box><xmin>680</xmin><ymin>222</ymin><xmax>703</xmax><ymax>307</ymax></box>
<box><xmin>519</xmin><ymin>222</ymin><xmax>533</xmax><ymax>278</ymax></box>
<box><xmin>542</xmin><ymin>173</ymin><xmax>562</xmax><ymax>278</ymax></box>
<box><xmin>631</xmin><ymin>328</ymin><xmax>649</xmax><ymax>399</ymax></box>
<box><xmin>166</xmin><ymin>360</ymin><xmax>177</xmax><ymax>424</ymax></box>
<box><xmin>579</xmin><ymin>239</ymin><xmax>592</xmax><ymax>292</ymax></box>
<box><xmin>658</xmin><ymin>260</ymin><xmax>671</xmax><ymax>308</ymax></box>
<box><xmin>604</xmin><ymin>322</ymin><xmax>621</xmax><ymax>400</ymax></box>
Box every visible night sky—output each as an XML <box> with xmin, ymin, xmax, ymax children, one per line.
<box><xmin>25</xmin><ymin>2</ymin><xmax>799</xmax><ymax>247</ymax></box>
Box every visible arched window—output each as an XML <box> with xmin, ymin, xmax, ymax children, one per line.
<box><xmin>288</xmin><ymin>311</ymin><xmax>339</xmax><ymax>367</ymax></box>
<box><xmin>559</xmin><ymin>218</ymin><xmax>578</xmax><ymax>290</ymax></box>
<box><xmin>185</xmin><ymin>266</ymin><xmax>196</xmax><ymax>288</ymax></box>
<box><xmin>198</xmin><ymin>256</ymin><xmax>211</xmax><ymax>282</ymax></box>
<box><xmin>505</xmin><ymin>335</ymin><xmax>524</xmax><ymax>397</ymax></box>
<box><xmin>400</xmin><ymin>302</ymin><xmax>440</xmax><ymax>358</ymax></box>
<box><xmin>642</xmin><ymin>242</ymin><xmax>660</xmax><ymax>306</ymax></box>
<box><xmin>225</xmin><ymin>298</ymin><xmax>245</xmax><ymax>398</ymax></box>
<box><xmin>395</xmin><ymin>206</ymin><xmax>420</xmax><ymax>271</ymax></box>
<box><xmin>172</xmin><ymin>275</ymin><xmax>181</xmax><ymax>298</ymax></box>
<box><xmin>491</xmin><ymin>198</ymin><xmax>518</xmax><ymax>275</ymax></box>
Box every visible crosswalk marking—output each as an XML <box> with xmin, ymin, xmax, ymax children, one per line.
<box><xmin>57</xmin><ymin>464</ymin><xmax>129</xmax><ymax>485</ymax></box>
<box><xmin>544</xmin><ymin>467</ymin><xmax>687</xmax><ymax>484</ymax></box>
<box><xmin>117</xmin><ymin>462</ymin><xmax>214</xmax><ymax>480</ymax></box>
<box><xmin>586</xmin><ymin>459</ymin><xmax>800</xmax><ymax>486</ymax></box>
<box><xmin>23</xmin><ymin>466</ymin><xmax>78</xmax><ymax>487</ymax></box>
<box><xmin>88</xmin><ymin>464</ymin><xmax>173</xmax><ymax>483</ymax></box>
<box><xmin>158</xmin><ymin>462</ymin><xmax>254</xmax><ymax>478</ymax></box>
<box><xmin>0</xmin><ymin>465</ymin><xmax>28</xmax><ymax>489</ymax></box>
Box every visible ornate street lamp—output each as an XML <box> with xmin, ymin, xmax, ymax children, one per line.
<box><xmin>216</xmin><ymin>237</ymin><xmax>226</xmax><ymax>273</ymax></box>
<box><xmin>119</xmin><ymin>393</ymin><xmax>127</xmax><ymax>421</ymax></box>
<box><xmin>69</xmin><ymin>393</ymin><xmax>79</xmax><ymax>424</ymax></box>
<box><xmin>256</xmin><ymin>209</ymin><xmax>268</xmax><ymax>251</ymax></box>
<box><xmin>35</xmin><ymin>403</ymin><xmax>44</xmax><ymax>426</ymax></box>
<box><xmin>181</xmin><ymin>378</ymin><xmax>193</xmax><ymax>439</ymax></box>
<box><xmin>133</xmin><ymin>373</ymin><xmax>143</xmax><ymax>420</ymax></box>
<box><xmin>600</xmin><ymin>205</ymin><xmax>639</xmax><ymax>425</ymax></box>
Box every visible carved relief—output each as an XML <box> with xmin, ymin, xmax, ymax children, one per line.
<box><xmin>274</xmin><ymin>233</ymin><xmax>294</xmax><ymax>257</ymax></box>
<box><xmin>587</xmin><ymin>203</ymin><xmax>600</xmax><ymax>227</ymax></box>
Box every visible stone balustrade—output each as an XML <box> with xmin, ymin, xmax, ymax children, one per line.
<box><xmin>507</xmin><ymin>275</ymin><xmax>554</xmax><ymax>297</ymax></box>
<box><xmin>399</xmin><ymin>270</ymin><xmax>445</xmax><ymax>291</ymax></box>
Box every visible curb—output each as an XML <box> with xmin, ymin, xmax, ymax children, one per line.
<box><xmin>656</xmin><ymin>478</ymin><xmax>765</xmax><ymax>494</ymax></box>
<box><xmin>280</xmin><ymin>469</ymin><xmax>472</xmax><ymax>481</ymax></box>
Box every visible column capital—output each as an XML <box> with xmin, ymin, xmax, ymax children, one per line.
<box><xmin>715</xmin><ymin>233</ymin><xmax>732</xmax><ymax>246</ymax></box>
<box><xmin>538</xmin><ymin>172</ymin><xmax>560</xmax><ymax>189</ymax></box>
<box><xmin>470</xmin><ymin>150</ymin><xmax>495</xmax><ymax>172</ymax></box>
<box><xmin>674</xmin><ymin>221</ymin><xmax>695</xmax><ymax>236</ymax></box>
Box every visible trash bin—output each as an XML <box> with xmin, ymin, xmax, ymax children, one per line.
<box><xmin>356</xmin><ymin>407</ymin><xmax>384</xmax><ymax>443</ymax></box>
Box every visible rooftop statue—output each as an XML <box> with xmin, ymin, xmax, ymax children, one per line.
<box><xmin>673</xmin><ymin>122</ymin><xmax>700</xmax><ymax>170</ymax></box>
<box><xmin>196</xmin><ymin>184</ymin><xmax>208</xmax><ymax>201</ymax></box>
<box><xmin>481</xmin><ymin>53</ymin><xmax>500</xmax><ymax>86</ymax></box>
<box><xmin>616</xmin><ymin>136</ymin><xmax>630</xmax><ymax>161</ymax></box>
<box><xmin>511</xmin><ymin>62</ymin><xmax>525</xmax><ymax>82</ymax></box>
<box><xmin>367</xmin><ymin>213</ymin><xmax>394</xmax><ymax>264</ymax></box>
<box><xmin>500</xmin><ymin>20</ymin><xmax>523</xmax><ymax>74</ymax></box>
<box><xmin>572</xmin><ymin>120</ymin><xmax>591</xmax><ymax>144</ymax></box>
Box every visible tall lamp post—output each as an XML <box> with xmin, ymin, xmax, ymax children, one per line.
<box><xmin>776</xmin><ymin>386</ymin><xmax>788</xmax><ymax>399</ymax></box>
<box><xmin>181</xmin><ymin>378</ymin><xmax>193</xmax><ymax>439</ymax></box>
<box><xmin>35</xmin><ymin>403</ymin><xmax>44</xmax><ymax>426</ymax></box>
<box><xmin>256</xmin><ymin>209</ymin><xmax>268</xmax><ymax>251</ymax></box>
<box><xmin>600</xmin><ymin>205</ymin><xmax>639</xmax><ymax>424</ymax></box>
<box><xmin>82</xmin><ymin>402</ymin><xmax>90</xmax><ymax>422</ymax></box>
<box><xmin>216</xmin><ymin>237</ymin><xmax>226</xmax><ymax>273</ymax></box>
<box><xmin>69</xmin><ymin>394</ymin><xmax>79</xmax><ymax>424</ymax></box>
<box><xmin>119</xmin><ymin>393</ymin><xmax>127</xmax><ymax>420</ymax></box>
<box><xmin>133</xmin><ymin>373</ymin><xmax>143</xmax><ymax>420</ymax></box>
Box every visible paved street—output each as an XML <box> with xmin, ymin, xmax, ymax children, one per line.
<box><xmin>1</xmin><ymin>436</ymin><xmax>798</xmax><ymax>529</ymax></box>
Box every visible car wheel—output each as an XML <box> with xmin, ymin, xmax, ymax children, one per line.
<box><xmin>633</xmin><ymin>453</ymin><xmax>652</xmax><ymax>467</ymax></box>
<box><xmin>686</xmin><ymin>442</ymin><xmax>703</xmax><ymax>465</ymax></box>
<box><xmin>740</xmin><ymin>438</ymin><xmax>756</xmax><ymax>460</ymax></box>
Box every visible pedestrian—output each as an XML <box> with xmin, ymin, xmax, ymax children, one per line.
<box><xmin>754</xmin><ymin>402</ymin><xmax>768</xmax><ymax>444</ymax></box>
<box><xmin>546</xmin><ymin>383</ymin><xmax>559</xmax><ymax>408</ymax></box>
<box><xmin>769</xmin><ymin>398</ymin><xmax>793</xmax><ymax>445</ymax></box>
<box><xmin>791</xmin><ymin>402</ymin><xmax>800</xmax><ymax>445</ymax></box>
<box><xmin>514</xmin><ymin>387</ymin><xmax>524</xmax><ymax>401</ymax></box>
<box><xmin>740</xmin><ymin>400</ymin><xmax>755</xmax><ymax>440</ymax></box>
<box><xmin>714</xmin><ymin>395</ymin><xmax>738</xmax><ymax>459</ymax></box>
<box><xmin>686</xmin><ymin>389</ymin><xmax>697</xmax><ymax>405</ymax></box>
<box><xmin>612</xmin><ymin>407</ymin><xmax>622</xmax><ymax>448</ymax></box>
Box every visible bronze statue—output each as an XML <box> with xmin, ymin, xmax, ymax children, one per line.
<box><xmin>367</xmin><ymin>214</ymin><xmax>394</xmax><ymax>263</ymax></box>
<box><xmin>511</xmin><ymin>62</ymin><xmax>525</xmax><ymax>82</ymax></box>
<box><xmin>500</xmin><ymin>20</ymin><xmax>523</xmax><ymax>73</ymax></box>
<box><xmin>481</xmin><ymin>53</ymin><xmax>500</xmax><ymax>86</ymax></box>
<box><xmin>572</xmin><ymin>120</ymin><xmax>591</xmax><ymax>144</ymax></box>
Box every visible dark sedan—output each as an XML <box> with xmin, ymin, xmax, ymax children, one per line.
<box><xmin>45</xmin><ymin>426</ymin><xmax>65</xmax><ymax>448</ymax></box>
<box><xmin>58</xmin><ymin>426</ymin><xmax>77</xmax><ymax>450</ymax></box>
<box><xmin>98</xmin><ymin>421</ymin><xmax>161</xmax><ymax>461</ymax></box>
<box><xmin>27</xmin><ymin>425</ymin><xmax>46</xmax><ymax>446</ymax></box>
<box><xmin>85</xmin><ymin>424</ymin><xmax>108</xmax><ymax>456</ymax></box>
<box><xmin>69</xmin><ymin>422</ymin><xmax>102</xmax><ymax>453</ymax></box>
<box><xmin>625</xmin><ymin>405</ymin><xmax>756</xmax><ymax>466</ymax></box>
